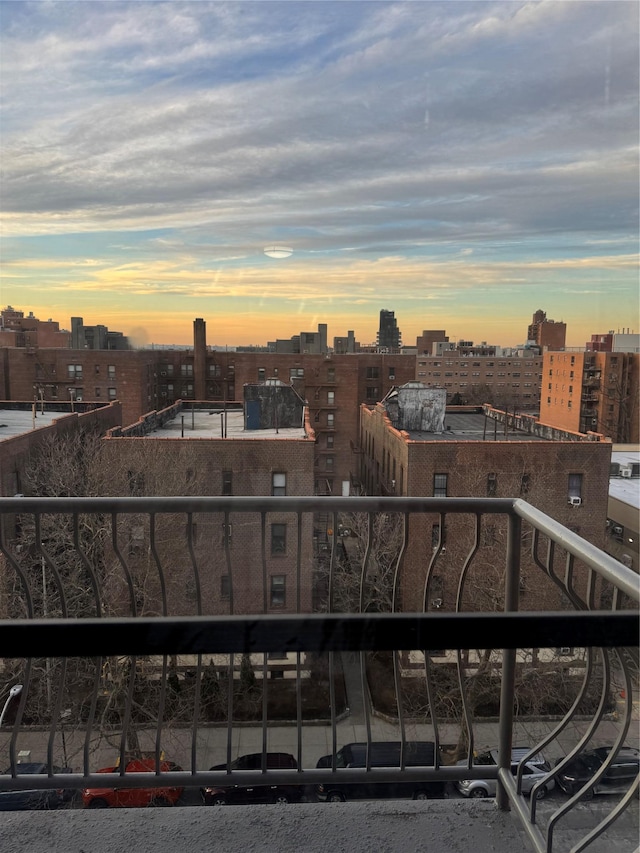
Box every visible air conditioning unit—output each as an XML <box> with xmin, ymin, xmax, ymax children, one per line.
<box><xmin>431</xmin><ymin>598</ymin><xmax>443</xmax><ymax>609</ymax></box>
<box><xmin>568</xmin><ymin>496</ymin><xmax>582</xmax><ymax>507</ymax></box>
<box><xmin>559</xmin><ymin>647</ymin><xmax>572</xmax><ymax>656</ymax></box>
<box><xmin>620</xmin><ymin>467</ymin><xmax>632</xmax><ymax>478</ymax></box>
<box><xmin>161</xmin><ymin>371</ymin><xmax>167</xmax><ymax>377</ymax></box>
<box><xmin>612</xmin><ymin>525</ymin><xmax>624</xmax><ymax>536</ymax></box>
<box><xmin>440</xmin><ymin>546</ymin><xmax>447</xmax><ymax>554</ymax></box>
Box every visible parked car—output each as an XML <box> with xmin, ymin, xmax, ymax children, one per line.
<box><xmin>555</xmin><ymin>747</ymin><xmax>640</xmax><ymax>797</ymax></box>
<box><xmin>203</xmin><ymin>752</ymin><xmax>303</xmax><ymax>805</ymax></box>
<box><xmin>456</xmin><ymin>748</ymin><xmax>554</xmax><ymax>799</ymax></box>
<box><xmin>0</xmin><ymin>762</ymin><xmax>74</xmax><ymax>811</ymax></box>
<box><xmin>82</xmin><ymin>757</ymin><xmax>183</xmax><ymax>808</ymax></box>
<box><xmin>316</xmin><ymin>741</ymin><xmax>446</xmax><ymax>802</ymax></box>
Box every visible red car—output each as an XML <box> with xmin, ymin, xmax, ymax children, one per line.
<box><xmin>82</xmin><ymin>757</ymin><xmax>183</xmax><ymax>808</ymax></box>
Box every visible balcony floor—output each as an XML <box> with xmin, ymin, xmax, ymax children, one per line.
<box><xmin>3</xmin><ymin>798</ymin><xmax>638</xmax><ymax>853</ymax></box>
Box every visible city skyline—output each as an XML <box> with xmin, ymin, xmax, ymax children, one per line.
<box><xmin>1</xmin><ymin>1</ymin><xmax>638</xmax><ymax>348</ymax></box>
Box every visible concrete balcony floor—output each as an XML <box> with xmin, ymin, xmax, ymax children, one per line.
<box><xmin>3</xmin><ymin>798</ymin><xmax>638</xmax><ymax>853</ymax></box>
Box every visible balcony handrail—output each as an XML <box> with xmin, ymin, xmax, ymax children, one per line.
<box><xmin>0</xmin><ymin>494</ymin><xmax>637</xmax><ymax>853</ymax></box>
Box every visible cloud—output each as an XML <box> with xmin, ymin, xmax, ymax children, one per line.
<box><xmin>0</xmin><ymin>1</ymin><xmax>637</xmax><ymax>345</ymax></box>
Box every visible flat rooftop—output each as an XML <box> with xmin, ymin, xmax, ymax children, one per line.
<box><xmin>610</xmin><ymin>449</ymin><xmax>640</xmax><ymax>509</ymax></box>
<box><xmin>145</xmin><ymin>408</ymin><xmax>308</xmax><ymax>440</ymax></box>
<box><xmin>0</xmin><ymin>408</ymin><xmax>67</xmax><ymax>441</ymax></box>
<box><xmin>407</xmin><ymin>413</ymin><xmax>549</xmax><ymax>442</ymax></box>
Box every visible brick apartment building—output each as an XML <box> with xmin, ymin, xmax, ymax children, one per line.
<box><xmin>1</xmin><ymin>318</ymin><xmax>416</xmax><ymax>493</ymax></box>
<box><xmin>415</xmin><ymin>352</ymin><xmax>543</xmax><ymax>409</ymax></box>
<box><xmin>98</xmin><ymin>385</ymin><xmax>315</xmax><ymax>618</ymax></box>
<box><xmin>358</xmin><ymin>383</ymin><xmax>611</xmax><ymax>613</ymax></box>
<box><xmin>527</xmin><ymin>309</ymin><xmax>567</xmax><ymax>351</ymax></box>
<box><xmin>0</xmin><ymin>306</ymin><xmax>70</xmax><ymax>348</ymax></box>
<box><xmin>539</xmin><ymin>350</ymin><xmax>640</xmax><ymax>443</ymax></box>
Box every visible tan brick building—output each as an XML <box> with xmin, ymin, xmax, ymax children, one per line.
<box><xmin>539</xmin><ymin>351</ymin><xmax>639</xmax><ymax>442</ymax></box>
<box><xmin>415</xmin><ymin>352</ymin><xmax>543</xmax><ymax>409</ymax></box>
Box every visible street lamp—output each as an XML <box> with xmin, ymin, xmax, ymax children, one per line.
<box><xmin>0</xmin><ymin>684</ymin><xmax>23</xmax><ymax>728</ymax></box>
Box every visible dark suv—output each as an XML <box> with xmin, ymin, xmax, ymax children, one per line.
<box><xmin>555</xmin><ymin>747</ymin><xmax>639</xmax><ymax>797</ymax></box>
<box><xmin>316</xmin><ymin>741</ymin><xmax>445</xmax><ymax>802</ymax></box>
<box><xmin>203</xmin><ymin>752</ymin><xmax>302</xmax><ymax>805</ymax></box>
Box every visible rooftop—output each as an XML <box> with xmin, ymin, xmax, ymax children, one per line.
<box><xmin>407</xmin><ymin>412</ymin><xmax>550</xmax><ymax>442</ymax></box>
<box><xmin>0</xmin><ymin>409</ymin><xmax>68</xmax><ymax>442</ymax></box>
<box><xmin>142</xmin><ymin>407</ymin><xmax>308</xmax><ymax>440</ymax></box>
<box><xmin>610</xmin><ymin>448</ymin><xmax>640</xmax><ymax>509</ymax></box>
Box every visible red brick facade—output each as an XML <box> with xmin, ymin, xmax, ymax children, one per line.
<box><xmin>360</xmin><ymin>402</ymin><xmax>611</xmax><ymax>613</ymax></box>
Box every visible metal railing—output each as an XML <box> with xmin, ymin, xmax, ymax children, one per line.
<box><xmin>0</xmin><ymin>496</ymin><xmax>638</xmax><ymax>853</ymax></box>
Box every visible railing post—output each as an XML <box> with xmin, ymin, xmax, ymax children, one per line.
<box><xmin>497</xmin><ymin>511</ymin><xmax>521</xmax><ymax>810</ymax></box>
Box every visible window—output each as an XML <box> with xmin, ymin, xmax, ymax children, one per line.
<box><xmin>272</xmin><ymin>472</ymin><xmax>286</xmax><ymax>496</ymax></box>
<box><xmin>95</xmin><ymin>387</ymin><xmax>101</xmax><ymax>397</ymax></box>
<box><xmin>327</xmin><ymin>413</ymin><xmax>335</xmax><ymax>427</ymax></box>
<box><xmin>220</xmin><ymin>575</ymin><xmax>230</xmax><ymax>600</ymax></box>
<box><xmin>107</xmin><ymin>365</ymin><xmax>116</xmax><ymax>379</ymax></box>
<box><xmin>67</xmin><ymin>364</ymin><xmax>83</xmax><ymax>380</ymax></box>
<box><xmin>433</xmin><ymin>473</ymin><xmax>448</xmax><ymax>497</ymax></box>
<box><xmin>289</xmin><ymin>367</ymin><xmax>304</xmax><ymax>380</ymax></box>
<box><xmin>222</xmin><ymin>470</ymin><xmax>232</xmax><ymax>495</ymax></box>
<box><xmin>327</xmin><ymin>367</ymin><xmax>335</xmax><ymax>382</ymax></box>
<box><xmin>366</xmin><ymin>367</ymin><xmax>379</xmax><ymax>379</ymax></box>
<box><xmin>520</xmin><ymin>473</ymin><xmax>531</xmax><ymax>495</ymax></box>
<box><xmin>487</xmin><ymin>473</ymin><xmax>497</xmax><ymax>497</ymax></box>
<box><xmin>326</xmin><ymin>434</ymin><xmax>334</xmax><ymax>448</ymax></box>
<box><xmin>181</xmin><ymin>364</ymin><xmax>193</xmax><ymax>377</ymax></box>
<box><xmin>327</xmin><ymin>391</ymin><xmax>335</xmax><ymax>404</ymax></box>
<box><xmin>365</xmin><ymin>386</ymin><xmax>379</xmax><ymax>400</ymax></box>
<box><xmin>209</xmin><ymin>364</ymin><xmax>222</xmax><ymax>377</ymax></box>
<box><xmin>94</xmin><ymin>365</ymin><xmax>100</xmax><ymax>375</ymax></box>
<box><xmin>568</xmin><ymin>473</ymin><xmax>583</xmax><ymax>499</ymax></box>
<box><xmin>326</xmin><ymin>456</ymin><xmax>334</xmax><ymax>470</ymax></box>
<box><xmin>270</xmin><ymin>575</ymin><xmax>286</xmax><ymax>607</ymax></box>
<box><xmin>127</xmin><ymin>471</ymin><xmax>145</xmax><ymax>495</ymax></box>
<box><xmin>258</xmin><ymin>367</ymin><xmax>266</xmax><ymax>381</ymax></box>
<box><xmin>388</xmin><ymin>367</ymin><xmax>395</xmax><ymax>379</ymax></box>
<box><xmin>271</xmin><ymin>523</ymin><xmax>287</xmax><ymax>555</ymax></box>
<box><xmin>108</xmin><ymin>387</ymin><xmax>117</xmax><ymax>400</ymax></box>
<box><xmin>182</xmin><ymin>383</ymin><xmax>194</xmax><ymax>397</ymax></box>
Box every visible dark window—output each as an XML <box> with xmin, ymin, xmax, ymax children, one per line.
<box><xmin>220</xmin><ymin>576</ymin><xmax>230</xmax><ymax>599</ymax></box>
<box><xmin>433</xmin><ymin>473</ymin><xmax>448</xmax><ymax>497</ymax></box>
<box><xmin>258</xmin><ymin>367</ymin><xmax>266</xmax><ymax>381</ymax></box>
<box><xmin>271</xmin><ymin>523</ymin><xmax>287</xmax><ymax>555</ymax></box>
<box><xmin>326</xmin><ymin>434</ymin><xmax>334</xmax><ymax>448</ymax></box>
<box><xmin>365</xmin><ymin>386</ymin><xmax>379</xmax><ymax>401</ymax></box>
<box><xmin>222</xmin><ymin>470</ymin><xmax>232</xmax><ymax>495</ymax></box>
<box><xmin>327</xmin><ymin>367</ymin><xmax>335</xmax><ymax>382</ymax></box>
<box><xmin>270</xmin><ymin>574</ymin><xmax>286</xmax><ymax>606</ymax></box>
<box><xmin>520</xmin><ymin>473</ymin><xmax>531</xmax><ymax>495</ymax></box>
<box><xmin>388</xmin><ymin>367</ymin><xmax>395</xmax><ymax>379</ymax></box>
<box><xmin>487</xmin><ymin>473</ymin><xmax>497</xmax><ymax>497</ymax></box>
<box><xmin>366</xmin><ymin>367</ymin><xmax>379</xmax><ymax>379</ymax></box>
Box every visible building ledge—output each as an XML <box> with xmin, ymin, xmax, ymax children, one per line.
<box><xmin>3</xmin><ymin>800</ymin><xmax>525</xmax><ymax>853</ymax></box>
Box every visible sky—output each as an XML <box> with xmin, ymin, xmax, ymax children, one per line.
<box><xmin>1</xmin><ymin>1</ymin><xmax>638</xmax><ymax>348</ymax></box>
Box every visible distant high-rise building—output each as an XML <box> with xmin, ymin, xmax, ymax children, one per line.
<box><xmin>376</xmin><ymin>310</ymin><xmax>402</xmax><ymax>352</ymax></box>
<box><xmin>527</xmin><ymin>309</ymin><xmax>566</xmax><ymax>351</ymax></box>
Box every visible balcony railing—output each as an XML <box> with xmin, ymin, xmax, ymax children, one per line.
<box><xmin>0</xmin><ymin>496</ymin><xmax>638</xmax><ymax>853</ymax></box>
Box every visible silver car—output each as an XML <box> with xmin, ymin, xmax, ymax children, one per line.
<box><xmin>456</xmin><ymin>748</ymin><xmax>554</xmax><ymax>799</ymax></box>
